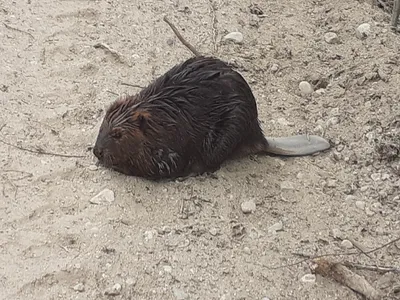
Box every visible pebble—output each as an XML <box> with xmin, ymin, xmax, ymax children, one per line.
<box><xmin>173</xmin><ymin>287</ymin><xmax>188</xmax><ymax>300</ymax></box>
<box><xmin>223</xmin><ymin>31</ymin><xmax>243</xmax><ymax>44</ymax></box>
<box><xmin>268</xmin><ymin>221</ymin><xmax>283</xmax><ymax>233</ymax></box>
<box><xmin>333</xmin><ymin>151</ymin><xmax>342</xmax><ymax>161</ymax></box>
<box><xmin>336</xmin><ymin>144</ymin><xmax>344</xmax><ymax>152</ymax></box>
<box><xmin>345</xmin><ymin>195</ymin><xmax>357</xmax><ymax>201</ymax></box>
<box><xmin>280</xmin><ymin>181</ymin><xmax>295</xmax><ymax>190</ymax></box>
<box><xmin>326</xmin><ymin>117</ymin><xmax>339</xmax><ymax>127</ymax></box>
<box><xmin>277</xmin><ymin>117</ymin><xmax>292</xmax><ymax>126</ymax></box>
<box><xmin>324</xmin><ymin>32</ymin><xmax>339</xmax><ymax>44</ymax></box>
<box><xmin>104</xmin><ymin>283</ymin><xmax>122</xmax><ymax>296</ymax></box>
<box><xmin>73</xmin><ymin>283</ymin><xmax>85</xmax><ymax>292</ymax></box>
<box><xmin>299</xmin><ymin>81</ymin><xmax>313</xmax><ymax>95</ymax></box>
<box><xmin>371</xmin><ymin>173</ymin><xmax>381</xmax><ymax>181</ymax></box>
<box><xmin>241</xmin><ymin>200</ymin><xmax>256</xmax><ymax>214</ymax></box>
<box><xmin>126</xmin><ymin>278</ymin><xmax>136</xmax><ymax>286</ymax></box>
<box><xmin>270</xmin><ymin>64</ymin><xmax>279</xmax><ymax>73</ymax></box>
<box><xmin>88</xmin><ymin>165</ymin><xmax>98</xmax><ymax>171</ymax></box>
<box><xmin>356</xmin><ymin>200</ymin><xmax>366</xmax><ymax>210</ymax></box>
<box><xmin>89</xmin><ymin>188</ymin><xmax>115</xmax><ymax>205</ymax></box>
<box><xmin>366</xmin><ymin>207</ymin><xmax>375</xmax><ymax>216</ymax></box>
<box><xmin>243</xmin><ymin>246</ymin><xmax>251</xmax><ymax>254</ymax></box>
<box><xmin>301</xmin><ymin>274</ymin><xmax>316</xmax><ymax>283</ymax></box>
<box><xmin>356</xmin><ymin>23</ymin><xmax>371</xmax><ymax>39</ymax></box>
<box><xmin>144</xmin><ymin>230</ymin><xmax>157</xmax><ymax>241</ymax></box>
<box><xmin>326</xmin><ymin>179</ymin><xmax>337</xmax><ymax>188</ymax></box>
<box><xmin>360</xmin><ymin>186</ymin><xmax>369</xmax><ymax>192</ymax></box>
<box><xmin>331</xmin><ymin>228</ymin><xmax>342</xmax><ymax>239</ymax></box>
<box><xmin>341</xmin><ymin>239</ymin><xmax>353</xmax><ymax>249</ymax></box>
<box><xmin>209</xmin><ymin>227</ymin><xmax>219</xmax><ymax>236</ymax></box>
<box><xmin>163</xmin><ymin>265</ymin><xmax>173</xmax><ymax>273</ymax></box>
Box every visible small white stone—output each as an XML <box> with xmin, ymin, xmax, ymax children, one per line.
<box><xmin>144</xmin><ymin>230</ymin><xmax>157</xmax><ymax>241</ymax></box>
<box><xmin>104</xmin><ymin>283</ymin><xmax>122</xmax><ymax>296</ymax></box>
<box><xmin>280</xmin><ymin>181</ymin><xmax>295</xmax><ymax>190</ymax></box>
<box><xmin>331</xmin><ymin>228</ymin><xmax>342</xmax><ymax>239</ymax></box>
<box><xmin>241</xmin><ymin>200</ymin><xmax>256</xmax><ymax>214</ymax></box>
<box><xmin>356</xmin><ymin>200</ymin><xmax>366</xmax><ymax>210</ymax></box>
<box><xmin>324</xmin><ymin>32</ymin><xmax>339</xmax><ymax>44</ymax></box>
<box><xmin>277</xmin><ymin>117</ymin><xmax>290</xmax><ymax>126</ymax></box>
<box><xmin>126</xmin><ymin>278</ymin><xmax>136</xmax><ymax>285</ymax></box>
<box><xmin>371</xmin><ymin>173</ymin><xmax>381</xmax><ymax>181</ymax></box>
<box><xmin>341</xmin><ymin>239</ymin><xmax>353</xmax><ymax>249</ymax></box>
<box><xmin>268</xmin><ymin>221</ymin><xmax>283</xmax><ymax>233</ymax></box>
<box><xmin>366</xmin><ymin>207</ymin><xmax>375</xmax><ymax>216</ymax></box>
<box><xmin>163</xmin><ymin>265</ymin><xmax>173</xmax><ymax>273</ymax></box>
<box><xmin>326</xmin><ymin>117</ymin><xmax>339</xmax><ymax>127</ymax></box>
<box><xmin>209</xmin><ymin>227</ymin><xmax>219</xmax><ymax>236</ymax></box>
<box><xmin>270</xmin><ymin>64</ymin><xmax>279</xmax><ymax>73</ymax></box>
<box><xmin>89</xmin><ymin>188</ymin><xmax>115</xmax><ymax>205</ymax></box>
<box><xmin>88</xmin><ymin>165</ymin><xmax>98</xmax><ymax>171</ymax></box>
<box><xmin>73</xmin><ymin>283</ymin><xmax>85</xmax><ymax>292</ymax></box>
<box><xmin>223</xmin><ymin>32</ymin><xmax>243</xmax><ymax>44</ymax></box>
<box><xmin>326</xmin><ymin>179</ymin><xmax>337</xmax><ymax>188</ymax></box>
<box><xmin>299</xmin><ymin>81</ymin><xmax>313</xmax><ymax>95</ymax></box>
<box><xmin>356</xmin><ymin>23</ymin><xmax>371</xmax><ymax>39</ymax></box>
<box><xmin>173</xmin><ymin>287</ymin><xmax>188</xmax><ymax>300</ymax></box>
<box><xmin>243</xmin><ymin>247</ymin><xmax>251</xmax><ymax>254</ymax></box>
<box><xmin>301</xmin><ymin>274</ymin><xmax>316</xmax><ymax>283</ymax></box>
<box><xmin>345</xmin><ymin>195</ymin><xmax>357</xmax><ymax>201</ymax></box>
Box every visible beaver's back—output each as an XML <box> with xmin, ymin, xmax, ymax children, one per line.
<box><xmin>135</xmin><ymin>56</ymin><xmax>259</xmax><ymax>140</ymax></box>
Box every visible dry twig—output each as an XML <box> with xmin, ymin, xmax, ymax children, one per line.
<box><xmin>120</xmin><ymin>82</ymin><xmax>146</xmax><ymax>89</ymax></box>
<box><xmin>93</xmin><ymin>43</ymin><xmax>126</xmax><ymax>64</ymax></box>
<box><xmin>313</xmin><ymin>259</ymin><xmax>382</xmax><ymax>300</ymax></box>
<box><xmin>343</xmin><ymin>262</ymin><xmax>400</xmax><ymax>274</ymax></box>
<box><xmin>163</xmin><ymin>16</ymin><xmax>201</xmax><ymax>56</ymax></box>
<box><xmin>0</xmin><ymin>138</ymin><xmax>84</xmax><ymax>158</ymax></box>
<box><xmin>3</xmin><ymin>22</ymin><xmax>34</xmax><ymax>39</ymax></box>
<box><xmin>266</xmin><ymin>236</ymin><xmax>400</xmax><ymax>270</ymax></box>
<box><xmin>391</xmin><ymin>0</ymin><xmax>400</xmax><ymax>29</ymax></box>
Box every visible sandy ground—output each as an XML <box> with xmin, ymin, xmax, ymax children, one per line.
<box><xmin>1</xmin><ymin>0</ymin><xmax>399</xmax><ymax>299</ymax></box>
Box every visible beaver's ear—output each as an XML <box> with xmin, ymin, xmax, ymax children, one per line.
<box><xmin>133</xmin><ymin>111</ymin><xmax>149</xmax><ymax>132</ymax></box>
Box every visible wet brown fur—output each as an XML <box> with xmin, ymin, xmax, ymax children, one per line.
<box><xmin>93</xmin><ymin>56</ymin><xmax>272</xmax><ymax>180</ymax></box>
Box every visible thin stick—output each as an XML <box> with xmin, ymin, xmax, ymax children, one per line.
<box><xmin>3</xmin><ymin>22</ymin><xmax>34</xmax><ymax>39</ymax></box>
<box><xmin>163</xmin><ymin>16</ymin><xmax>201</xmax><ymax>56</ymax></box>
<box><xmin>391</xmin><ymin>0</ymin><xmax>400</xmax><ymax>29</ymax></box>
<box><xmin>347</xmin><ymin>238</ymin><xmax>373</xmax><ymax>259</ymax></box>
<box><xmin>120</xmin><ymin>82</ymin><xmax>146</xmax><ymax>89</ymax></box>
<box><xmin>264</xmin><ymin>236</ymin><xmax>400</xmax><ymax>270</ymax></box>
<box><xmin>313</xmin><ymin>259</ymin><xmax>382</xmax><ymax>300</ymax></box>
<box><xmin>0</xmin><ymin>138</ymin><xmax>84</xmax><ymax>158</ymax></box>
<box><xmin>106</xmin><ymin>90</ymin><xmax>119</xmax><ymax>96</ymax></box>
<box><xmin>93</xmin><ymin>43</ymin><xmax>126</xmax><ymax>64</ymax></box>
<box><xmin>343</xmin><ymin>262</ymin><xmax>400</xmax><ymax>274</ymax></box>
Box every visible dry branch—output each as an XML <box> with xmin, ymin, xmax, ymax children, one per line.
<box><xmin>0</xmin><ymin>138</ymin><xmax>84</xmax><ymax>158</ymax></box>
<box><xmin>163</xmin><ymin>16</ymin><xmax>201</xmax><ymax>56</ymax></box>
<box><xmin>313</xmin><ymin>259</ymin><xmax>382</xmax><ymax>300</ymax></box>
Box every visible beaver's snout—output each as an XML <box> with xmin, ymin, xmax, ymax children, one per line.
<box><xmin>93</xmin><ymin>146</ymin><xmax>103</xmax><ymax>160</ymax></box>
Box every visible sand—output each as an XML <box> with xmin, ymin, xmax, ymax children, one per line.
<box><xmin>0</xmin><ymin>0</ymin><xmax>399</xmax><ymax>299</ymax></box>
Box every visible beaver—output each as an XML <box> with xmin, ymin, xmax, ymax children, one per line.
<box><xmin>92</xmin><ymin>17</ymin><xmax>331</xmax><ymax>180</ymax></box>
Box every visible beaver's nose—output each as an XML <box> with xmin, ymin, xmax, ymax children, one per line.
<box><xmin>93</xmin><ymin>147</ymin><xmax>103</xmax><ymax>159</ymax></box>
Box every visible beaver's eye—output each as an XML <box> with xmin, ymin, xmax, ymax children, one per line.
<box><xmin>110</xmin><ymin>128</ymin><xmax>122</xmax><ymax>139</ymax></box>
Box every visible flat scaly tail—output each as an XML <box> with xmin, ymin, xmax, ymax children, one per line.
<box><xmin>264</xmin><ymin>134</ymin><xmax>331</xmax><ymax>156</ymax></box>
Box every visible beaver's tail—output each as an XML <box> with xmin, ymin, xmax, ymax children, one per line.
<box><xmin>263</xmin><ymin>134</ymin><xmax>331</xmax><ymax>156</ymax></box>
